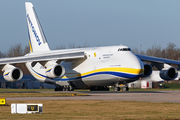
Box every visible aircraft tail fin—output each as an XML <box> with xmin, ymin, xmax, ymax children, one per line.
<box><xmin>25</xmin><ymin>2</ymin><xmax>50</xmax><ymax>52</ymax></box>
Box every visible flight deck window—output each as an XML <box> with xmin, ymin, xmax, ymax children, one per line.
<box><xmin>118</xmin><ymin>48</ymin><xmax>131</xmax><ymax>51</ymax></box>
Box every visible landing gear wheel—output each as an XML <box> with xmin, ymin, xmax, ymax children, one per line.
<box><xmin>106</xmin><ymin>87</ymin><xmax>109</xmax><ymax>91</ymax></box>
<box><xmin>126</xmin><ymin>87</ymin><xmax>129</xmax><ymax>91</ymax></box>
<box><xmin>63</xmin><ymin>87</ymin><xmax>66</xmax><ymax>91</ymax></box>
<box><xmin>122</xmin><ymin>87</ymin><xmax>129</xmax><ymax>91</ymax></box>
<box><xmin>55</xmin><ymin>86</ymin><xmax>61</xmax><ymax>91</ymax></box>
<box><xmin>55</xmin><ymin>86</ymin><xmax>73</xmax><ymax>91</ymax></box>
<box><xmin>122</xmin><ymin>87</ymin><xmax>126</xmax><ymax>91</ymax></box>
<box><xmin>114</xmin><ymin>87</ymin><xmax>120</xmax><ymax>91</ymax></box>
<box><xmin>55</xmin><ymin>87</ymin><xmax>58</xmax><ymax>91</ymax></box>
<box><xmin>70</xmin><ymin>88</ymin><xmax>74</xmax><ymax>91</ymax></box>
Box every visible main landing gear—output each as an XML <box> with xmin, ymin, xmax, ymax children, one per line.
<box><xmin>122</xmin><ymin>86</ymin><xmax>129</xmax><ymax>91</ymax></box>
<box><xmin>55</xmin><ymin>85</ymin><xmax>74</xmax><ymax>91</ymax></box>
<box><xmin>114</xmin><ymin>83</ymin><xmax>129</xmax><ymax>91</ymax></box>
<box><xmin>114</xmin><ymin>86</ymin><xmax>129</xmax><ymax>91</ymax></box>
<box><xmin>113</xmin><ymin>86</ymin><xmax>120</xmax><ymax>91</ymax></box>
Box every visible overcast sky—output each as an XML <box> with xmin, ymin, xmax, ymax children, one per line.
<box><xmin>0</xmin><ymin>0</ymin><xmax>180</xmax><ymax>52</ymax></box>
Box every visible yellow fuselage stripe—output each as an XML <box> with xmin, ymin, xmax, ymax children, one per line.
<box><xmin>31</xmin><ymin>67</ymin><xmax>143</xmax><ymax>79</ymax></box>
<box><xmin>63</xmin><ymin>67</ymin><xmax>144</xmax><ymax>79</ymax></box>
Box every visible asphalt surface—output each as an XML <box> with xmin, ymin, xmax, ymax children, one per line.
<box><xmin>6</xmin><ymin>90</ymin><xmax>180</xmax><ymax>103</ymax></box>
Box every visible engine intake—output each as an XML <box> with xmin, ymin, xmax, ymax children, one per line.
<box><xmin>3</xmin><ymin>65</ymin><xmax>23</xmax><ymax>82</ymax></box>
<box><xmin>46</xmin><ymin>64</ymin><xmax>65</xmax><ymax>78</ymax></box>
<box><xmin>160</xmin><ymin>67</ymin><xmax>178</xmax><ymax>80</ymax></box>
<box><xmin>143</xmin><ymin>63</ymin><xmax>152</xmax><ymax>77</ymax></box>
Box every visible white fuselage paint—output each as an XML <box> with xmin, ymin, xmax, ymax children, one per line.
<box><xmin>26</xmin><ymin>45</ymin><xmax>144</xmax><ymax>88</ymax></box>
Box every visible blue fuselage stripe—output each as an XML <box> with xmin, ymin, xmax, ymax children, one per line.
<box><xmin>31</xmin><ymin>66</ymin><xmax>141</xmax><ymax>81</ymax></box>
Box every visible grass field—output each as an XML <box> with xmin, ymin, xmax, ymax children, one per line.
<box><xmin>0</xmin><ymin>88</ymin><xmax>88</xmax><ymax>97</ymax></box>
<box><xmin>1</xmin><ymin>88</ymin><xmax>180</xmax><ymax>119</ymax></box>
<box><xmin>0</xmin><ymin>89</ymin><xmax>180</xmax><ymax>120</ymax></box>
<box><xmin>1</xmin><ymin>100</ymin><xmax>180</xmax><ymax>120</ymax></box>
<box><xmin>0</xmin><ymin>93</ymin><xmax>88</xmax><ymax>97</ymax></box>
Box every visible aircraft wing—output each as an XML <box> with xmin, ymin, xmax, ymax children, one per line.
<box><xmin>0</xmin><ymin>49</ymin><xmax>84</xmax><ymax>65</ymax></box>
<box><xmin>136</xmin><ymin>54</ymin><xmax>180</xmax><ymax>65</ymax></box>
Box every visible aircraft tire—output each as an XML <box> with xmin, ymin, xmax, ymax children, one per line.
<box><xmin>114</xmin><ymin>87</ymin><xmax>120</xmax><ymax>91</ymax></box>
<box><xmin>63</xmin><ymin>87</ymin><xmax>66</xmax><ymax>91</ymax></box>
<box><xmin>122</xmin><ymin>87</ymin><xmax>129</xmax><ymax>91</ymax></box>
<box><xmin>126</xmin><ymin>87</ymin><xmax>129</xmax><ymax>91</ymax></box>
<box><xmin>106</xmin><ymin>87</ymin><xmax>109</xmax><ymax>91</ymax></box>
<box><xmin>70</xmin><ymin>88</ymin><xmax>74</xmax><ymax>91</ymax></box>
<box><xmin>122</xmin><ymin>87</ymin><xmax>126</xmax><ymax>91</ymax></box>
<box><xmin>55</xmin><ymin>86</ymin><xmax>64</xmax><ymax>91</ymax></box>
<box><xmin>55</xmin><ymin>88</ymin><xmax>58</xmax><ymax>91</ymax></box>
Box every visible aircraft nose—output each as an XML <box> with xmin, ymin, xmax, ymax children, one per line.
<box><xmin>123</xmin><ymin>52</ymin><xmax>144</xmax><ymax>77</ymax></box>
<box><xmin>132</xmin><ymin>55</ymin><xmax>144</xmax><ymax>76</ymax></box>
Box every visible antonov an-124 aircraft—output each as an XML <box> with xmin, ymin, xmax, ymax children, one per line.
<box><xmin>1</xmin><ymin>2</ymin><xmax>180</xmax><ymax>91</ymax></box>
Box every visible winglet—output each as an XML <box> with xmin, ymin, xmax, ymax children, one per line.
<box><xmin>25</xmin><ymin>2</ymin><xmax>50</xmax><ymax>52</ymax></box>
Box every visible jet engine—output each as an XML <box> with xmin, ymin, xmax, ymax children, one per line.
<box><xmin>2</xmin><ymin>65</ymin><xmax>23</xmax><ymax>82</ymax></box>
<box><xmin>45</xmin><ymin>64</ymin><xmax>65</xmax><ymax>78</ymax></box>
<box><xmin>160</xmin><ymin>67</ymin><xmax>178</xmax><ymax>80</ymax></box>
<box><xmin>143</xmin><ymin>63</ymin><xmax>152</xmax><ymax>77</ymax></box>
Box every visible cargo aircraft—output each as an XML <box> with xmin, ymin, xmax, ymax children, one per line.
<box><xmin>1</xmin><ymin>2</ymin><xmax>180</xmax><ymax>91</ymax></box>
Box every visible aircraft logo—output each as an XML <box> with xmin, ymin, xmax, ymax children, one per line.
<box><xmin>27</xmin><ymin>14</ymin><xmax>41</xmax><ymax>46</ymax></box>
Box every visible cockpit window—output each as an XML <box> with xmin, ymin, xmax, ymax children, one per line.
<box><xmin>118</xmin><ymin>48</ymin><xmax>131</xmax><ymax>51</ymax></box>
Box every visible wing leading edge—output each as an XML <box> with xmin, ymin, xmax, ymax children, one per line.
<box><xmin>136</xmin><ymin>54</ymin><xmax>180</xmax><ymax>66</ymax></box>
<box><xmin>0</xmin><ymin>50</ymin><xmax>84</xmax><ymax>66</ymax></box>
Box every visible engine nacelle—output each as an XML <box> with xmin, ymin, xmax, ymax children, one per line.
<box><xmin>143</xmin><ymin>63</ymin><xmax>152</xmax><ymax>77</ymax></box>
<box><xmin>160</xmin><ymin>67</ymin><xmax>178</xmax><ymax>80</ymax></box>
<box><xmin>3</xmin><ymin>65</ymin><xmax>23</xmax><ymax>82</ymax></box>
<box><xmin>46</xmin><ymin>64</ymin><xmax>65</xmax><ymax>78</ymax></box>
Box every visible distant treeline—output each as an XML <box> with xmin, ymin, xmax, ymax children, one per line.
<box><xmin>0</xmin><ymin>42</ymin><xmax>90</xmax><ymax>58</ymax></box>
<box><xmin>132</xmin><ymin>42</ymin><xmax>180</xmax><ymax>61</ymax></box>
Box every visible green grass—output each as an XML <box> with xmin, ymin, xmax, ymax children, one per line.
<box><xmin>1</xmin><ymin>100</ymin><xmax>180</xmax><ymax>120</ymax></box>
<box><xmin>0</xmin><ymin>93</ymin><xmax>87</xmax><ymax>97</ymax></box>
<box><xmin>0</xmin><ymin>88</ymin><xmax>87</xmax><ymax>97</ymax></box>
<box><xmin>161</xmin><ymin>83</ymin><xmax>180</xmax><ymax>89</ymax></box>
<box><xmin>0</xmin><ymin>88</ymin><xmax>180</xmax><ymax>119</ymax></box>
<box><xmin>128</xmin><ymin>88</ymin><xmax>180</xmax><ymax>91</ymax></box>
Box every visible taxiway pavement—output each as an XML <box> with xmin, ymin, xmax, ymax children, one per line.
<box><xmin>6</xmin><ymin>90</ymin><xmax>180</xmax><ymax>103</ymax></box>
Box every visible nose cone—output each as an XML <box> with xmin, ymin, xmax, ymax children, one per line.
<box><xmin>121</xmin><ymin>52</ymin><xmax>144</xmax><ymax>78</ymax></box>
